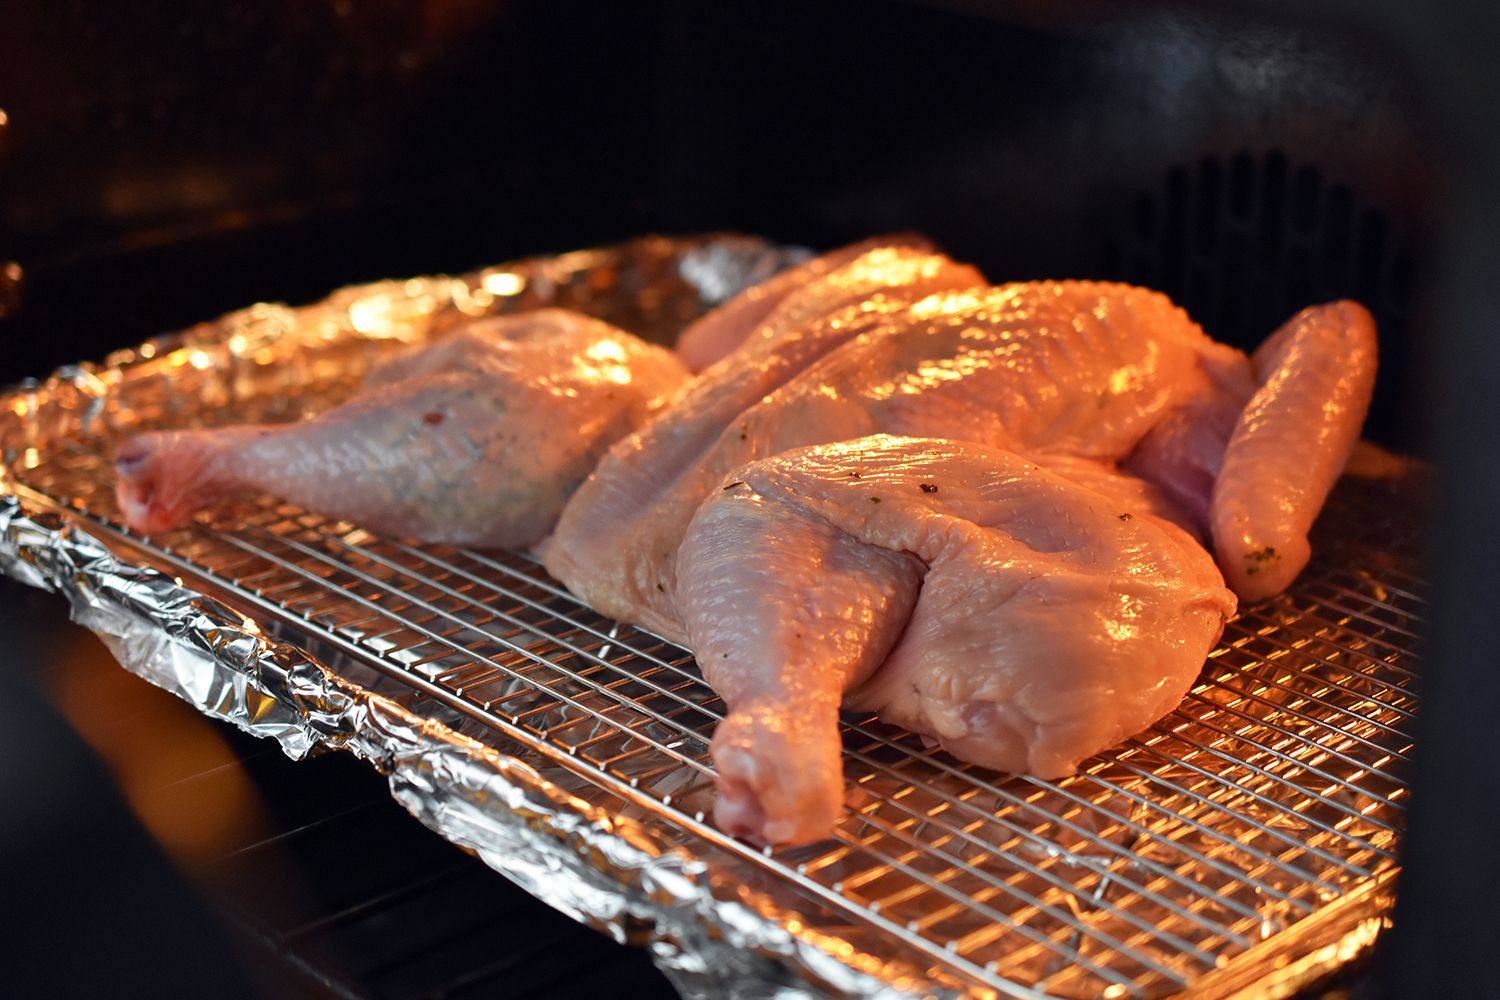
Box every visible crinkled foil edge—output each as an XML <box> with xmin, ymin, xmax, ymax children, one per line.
<box><xmin>0</xmin><ymin>486</ymin><xmax>928</xmax><ymax>1000</ymax></box>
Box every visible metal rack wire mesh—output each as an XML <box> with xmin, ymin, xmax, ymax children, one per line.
<box><xmin>0</xmin><ymin>238</ymin><xmax>1422</xmax><ymax>998</ymax></box>
<box><xmin>14</xmin><ymin>424</ymin><xmax>1420</xmax><ymax>999</ymax></box>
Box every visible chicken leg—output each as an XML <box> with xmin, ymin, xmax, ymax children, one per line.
<box><xmin>678</xmin><ymin>435</ymin><xmax>1235</xmax><ymax>845</ymax></box>
<box><xmin>115</xmin><ymin>309</ymin><xmax>688</xmax><ymax>545</ymax></box>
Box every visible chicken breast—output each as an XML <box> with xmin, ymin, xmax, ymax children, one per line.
<box><xmin>678</xmin><ymin>435</ymin><xmax>1236</xmax><ymax>845</ymax></box>
<box><xmin>114</xmin><ymin>309</ymin><xmax>689</xmax><ymax>546</ymax></box>
<box><xmin>547</xmin><ymin>281</ymin><xmax>1242</xmax><ymax>640</ymax></box>
<box><xmin>542</xmin><ymin>247</ymin><xmax>984</xmax><ymax>635</ymax></box>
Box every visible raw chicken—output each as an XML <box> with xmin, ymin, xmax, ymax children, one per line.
<box><xmin>673</xmin><ymin>234</ymin><xmax>935</xmax><ymax>372</ymax></box>
<box><xmin>678</xmin><ymin>435</ymin><xmax>1236</xmax><ymax>844</ymax></box>
<box><xmin>114</xmin><ymin>309</ymin><xmax>689</xmax><ymax>547</ymax></box>
<box><xmin>547</xmin><ymin>281</ymin><xmax>1375</xmax><ymax>844</ymax></box>
<box><xmin>549</xmin><ymin>283</ymin><xmax>1374</xmax><ymax>641</ymax></box>
<box><xmin>110</xmin><ymin>245</ymin><xmax>1378</xmax><ymax>848</ymax></box>
<box><xmin>542</xmin><ymin>246</ymin><xmax>985</xmax><ymax>637</ymax></box>
<box><xmin>1210</xmin><ymin>302</ymin><xmax>1378</xmax><ymax>599</ymax></box>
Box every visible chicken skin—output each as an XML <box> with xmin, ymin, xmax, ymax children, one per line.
<box><xmin>111</xmin><ymin>243</ymin><xmax>1379</xmax><ymax>848</ymax></box>
<box><xmin>548</xmin><ymin>282</ymin><xmax>1375</xmax><ymax>844</ymax></box>
<box><xmin>679</xmin><ymin>436</ymin><xmax>1236</xmax><ymax>844</ymax></box>
<box><xmin>673</xmin><ymin>234</ymin><xmax>935</xmax><ymax>372</ymax></box>
<box><xmin>542</xmin><ymin>246</ymin><xmax>983</xmax><ymax>634</ymax></box>
<box><xmin>114</xmin><ymin>309</ymin><xmax>689</xmax><ymax>547</ymax></box>
<box><xmin>548</xmin><ymin>284</ymin><xmax>1376</xmax><ymax>641</ymax></box>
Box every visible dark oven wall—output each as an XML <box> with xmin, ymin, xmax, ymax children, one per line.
<box><xmin>638</xmin><ymin>0</ymin><xmax>1431</xmax><ymax>449</ymax></box>
<box><xmin>0</xmin><ymin>0</ymin><xmax>662</xmax><ymax>377</ymax></box>
<box><xmin>0</xmin><ymin>1</ymin><xmax>1431</xmax><ymax>447</ymax></box>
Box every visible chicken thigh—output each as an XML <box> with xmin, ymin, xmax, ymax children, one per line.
<box><xmin>678</xmin><ymin>435</ymin><xmax>1236</xmax><ymax>844</ymax></box>
<box><xmin>114</xmin><ymin>309</ymin><xmax>689</xmax><ymax>546</ymax></box>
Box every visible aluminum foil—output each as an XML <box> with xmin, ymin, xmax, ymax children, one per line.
<box><xmin>0</xmin><ymin>235</ymin><xmax>1416</xmax><ymax>1000</ymax></box>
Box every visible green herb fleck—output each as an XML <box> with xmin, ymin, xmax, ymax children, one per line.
<box><xmin>1245</xmin><ymin>546</ymin><xmax>1280</xmax><ymax>576</ymax></box>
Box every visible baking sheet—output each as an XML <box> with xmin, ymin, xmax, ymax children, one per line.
<box><xmin>0</xmin><ymin>235</ymin><xmax>1421</xmax><ymax>999</ymax></box>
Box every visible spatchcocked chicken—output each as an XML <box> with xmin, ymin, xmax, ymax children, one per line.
<box><xmin>113</xmin><ymin>239</ymin><xmax>1378</xmax><ymax>845</ymax></box>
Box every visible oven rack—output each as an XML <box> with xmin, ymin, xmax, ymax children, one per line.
<box><xmin>0</xmin><ymin>236</ymin><xmax>1422</xmax><ymax>998</ymax></box>
<box><xmin>2</xmin><ymin>429</ymin><xmax>1419</xmax><ymax>999</ymax></box>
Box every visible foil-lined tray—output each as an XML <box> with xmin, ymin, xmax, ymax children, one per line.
<box><xmin>0</xmin><ymin>235</ymin><xmax>1421</xmax><ymax>999</ymax></box>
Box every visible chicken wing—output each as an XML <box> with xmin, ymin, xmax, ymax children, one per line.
<box><xmin>547</xmin><ymin>281</ymin><xmax>1239</xmax><ymax>639</ymax></box>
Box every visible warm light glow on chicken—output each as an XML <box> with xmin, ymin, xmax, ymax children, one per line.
<box><xmin>114</xmin><ymin>309</ymin><xmax>688</xmax><ymax>547</ymax></box>
<box><xmin>546</xmin><ymin>275</ymin><xmax>1376</xmax><ymax>845</ymax></box>
<box><xmin>680</xmin><ymin>436</ymin><xmax>1234</xmax><ymax>844</ymax></box>
<box><xmin>110</xmin><ymin>238</ymin><xmax>1378</xmax><ymax>848</ymax></box>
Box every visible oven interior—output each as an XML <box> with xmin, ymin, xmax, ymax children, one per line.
<box><xmin>1</xmin><ymin>1</ymin><xmax>1492</xmax><ymax>997</ymax></box>
<box><xmin>0</xmin><ymin>0</ymin><xmax>1433</xmax><ymax>456</ymax></box>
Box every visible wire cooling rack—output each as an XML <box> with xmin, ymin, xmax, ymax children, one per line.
<box><xmin>10</xmin><ymin>423</ymin><xmax>1420</xmax><ymax>999</ymax></box>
